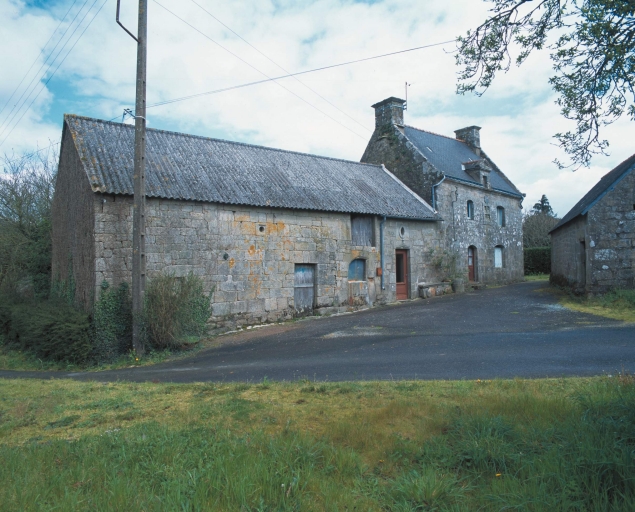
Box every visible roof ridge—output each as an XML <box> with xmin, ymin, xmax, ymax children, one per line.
<box><xmin>402</xmin><ymin>124</ymin><xmax>463</xmax><ymax>143</ymax></box>
<box><xmin>64</xmin><ymin>113</ymin><xmax>383</xmax><ymax>169</ymax></box>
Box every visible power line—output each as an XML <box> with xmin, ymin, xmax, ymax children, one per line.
<box><xmin>152</xmin><ymin>0</ymin><xmax>368</xmax><ymax>140</ymax></box>
<box><xmin>0</xmin><ymin>0</ymin><xmax>92</xmax><ymax>136</ymax></box>
<box><xmin>0</xmin><ymin>0</ymin><xmax>80</xmax><ymax>122</ymax></box>
<box><xmin>146</xmin><ymin>38</ymin><xmax>455</xmax><ymax>109</ymax></box>
<box><xmin>189</xmin><ymin>0</ymin><xmax>371</xmax><ymax>133</ymax></box>
<box><xmin>0</xmin><ymin>0</ymin><xmax>108</xmax><ymax>150</ymax></box>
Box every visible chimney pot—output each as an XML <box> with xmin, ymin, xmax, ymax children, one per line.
<box><xmin>371</xmin><ymin>97</ymin><xmax>406</xmax><ymax>129</ymax></box>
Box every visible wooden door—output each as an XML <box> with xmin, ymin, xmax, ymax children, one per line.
<box><xmin>395</xmin><ymin>250</ymin><xmax>408</xmax><ymax>300</ymax></box>
<box><xmin>294</xmin><ymin>264</ymin><xmax>315</xmax><ymax>315</ymax></box>
<box><xmin>468</xmin><ymin>246</ymin><xmax>475</xmax><ymax>282</ymax></box>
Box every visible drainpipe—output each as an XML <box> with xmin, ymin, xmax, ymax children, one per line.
<box><xmin>380</xmin><ymin>216</ymin><xmax>387</xmax><ymax>290</ymax></box>
<box><xmin>431</xmin><ymin>175</ymin><xmax>445</xmax><ymax>211</ymax></box>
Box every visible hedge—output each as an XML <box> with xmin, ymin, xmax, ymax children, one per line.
<box><xmin>524</xmin><ymin>246</ymin><xmax>551</xmax><ymax>275</ymax></box>
<box><xmin>8</xmin><ymin>301</ymin><xmax>93</xmax><ymax>363</ymax></box>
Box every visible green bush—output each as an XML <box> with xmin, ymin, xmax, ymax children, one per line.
<box><xmin>9</xmin><ymin>301</ymin><xmax>92</xmax><ymax>363</ymax></box>
<box><xmin>143</xmin><ymin>273</ymin><xmax>211</xmax><ymax>350</ymax></box>
<box><xmin>92</xmin><ymin>281</ymin><xmax>133</xmax><ymax>362</ymax></box>
<box><xmin>524</xmin><ymin>246</ymin><xmax>551</xmax><ymax>275</ymax></box>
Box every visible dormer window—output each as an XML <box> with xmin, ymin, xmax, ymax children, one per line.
<box><xmin>482</xmin><ymin>174</ymin><xmax>489</xmax><ymax>188</ymax></box>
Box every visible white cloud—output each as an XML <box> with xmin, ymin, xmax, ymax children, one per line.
<box><xmin>0</xmin><ymin>0</ymin><xmax>632</xmax><ymax>217</ymax></box>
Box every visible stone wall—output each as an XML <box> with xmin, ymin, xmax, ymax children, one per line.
<box><xmin>435</xmin><ymin>181</ymin><xmax>524</xmax><ymax>284</ymax></box>
<box><xmin>586</xmin><ymin>169</ymin><xmax>635</xmax><ymax>292</ymax></box>
<box><xmin>551</xmin><ymin>169</ymin><xmax>634</xmax><ymax>294</ymax></box>
<box><xmin>51</xmin><ymin>126</ymin><xmax>96</xmax><ymax>309</ymax></box>
<box><xmin>550</xmin><ymin>216</ymin><xmax>588</xmax><ymax>292</ymax></box>
<box><xmin>93</xmin><ymin>196</ymin><xmax>444</xmax><ymax>329</ymax></box>
<box><xmin>361</xmin><ymin>125</ymin><xmax>442</xmax><ymax>206</ymax></box>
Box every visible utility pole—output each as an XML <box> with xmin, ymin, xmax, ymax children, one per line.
<box><xmin>117</xmin><ymin>0</ymin><xmax>147</xmax><ymax>355</ymax></box>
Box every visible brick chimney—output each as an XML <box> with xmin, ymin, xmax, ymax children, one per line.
<box><xmin>372</xmin><ymin>97</ymin><xmax>405</xmax><ymax>129</ymax></box>
<box><xmin>454</xmin><ymin>126</ymin><xmax>481</xmax><ymax>155</ymax></box>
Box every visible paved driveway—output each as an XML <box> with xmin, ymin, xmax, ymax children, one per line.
<box><xmin>1</xmin><ymin>281</ymin><xmax>634</xmax><ymax>382</ymax></box>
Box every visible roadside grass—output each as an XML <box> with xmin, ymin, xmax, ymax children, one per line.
<box><xmin>559</xmin><ymin>288</ymin><xmax>635</xmax><ymax>323</ymax></box>
<box><xmin>1</xmin><ymin>376</ymin><xmax>634</xmax><ymax>510</ymax></box>
<box><xmin>0</xmin><ymin>345</ymin><xmax>179</xmax><ymax>372</ymax></box>
<box><xmin>524</xmin><ymin>273</ymin><xmax>550</xmax><ymax>281</ymax></box>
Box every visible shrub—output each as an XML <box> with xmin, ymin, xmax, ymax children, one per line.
<box><xmin>143</xmin><ymin>273</ymin><xmax>211</xmax><ymax>350</ymax></box>
<box><xmin>92</xmin><ymin>281</ymin><xmax>133</xmax><ymax>362</ymax></box>
<box><xmin>524</xmin><ymin>246</ymin><xmax>551</xmax><ymax>275</ymax></box>
<box><xmin>9</xmin><ymin>300</ymin><xmax>92</xmax><ymax>363</ymax></box>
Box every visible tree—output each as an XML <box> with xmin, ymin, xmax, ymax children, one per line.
<box><xmin>455</xmin><ymin>0</ymin><xmax>635</xmax><ymax>169</ymax></box>
<box><xmin>531</xmin><ymin>194</ymin><xmax>556</xmax><ymax>216</ymax></box>
<box><xmin>0</xmin><ymin>149</ymin><xmax>57</xmax><ymax>298</ymax></box>
<box><xmin>523</xmin><ymin>211</ymin><xmax>560</xmax><ymax>247</ymax></box>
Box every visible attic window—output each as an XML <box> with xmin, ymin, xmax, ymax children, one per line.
<box><xmin>482</xmin><ymin>175</ymin><xmax>489</xmax><ymax>188</ymax></box>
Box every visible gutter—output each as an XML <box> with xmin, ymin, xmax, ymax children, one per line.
<box><xmin>431</xmin><ymin>174</ymin><xmax>446</xmax><ymax>210</ymax></box>
<box><xmin>380</xmin><ymin>215</ymin><xmax>386</xmax><ymax>290</ymax></box>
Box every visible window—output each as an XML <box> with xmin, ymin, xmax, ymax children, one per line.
<box><xmin>484</xmin><ymin>205</ymin><xmax>491</xmax><ymax>220</ymax></box>
<box><xmin>467</xmin><ymin>200</ymin><xmax>474</xmax><ymax>219</ymax></box>
<box><xmin>494</xmin><ymin>246</ymin><xmax>503</xmax><ymax>268</ymax></box>
<box><xmin>348</xmin><ymin>259</ymin><xmax>366</xmax><ymax>281</ymax></box>
<box><xmin>351</xmin><ymin>215</ymin><xmax>374</xmax><ymax>246</ymax></box>
<box><xmin>497</xmin><ymin>206</ymin><xmax>505</xmax><ymax>227</ymax></box>
<box><xmin>483</xmin><ymin>175</ymin><xmax>489</xmax><ymax>188</ymax></box>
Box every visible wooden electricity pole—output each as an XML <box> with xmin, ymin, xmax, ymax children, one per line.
<box><xmin>117</xmin><ymin>0</ymin><xmax>147</xmax><ymax>355</ymax></box>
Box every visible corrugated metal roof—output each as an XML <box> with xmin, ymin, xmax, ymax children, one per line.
<box><xmin>65</xmin><ymin>115</ymin><xmax>439</xmax><ymax>221</ymax></box>
<box><xmin>550</xmin><ymin>152</ymin><xmax>635</xmax><ymax>233</ymax></box>
<box><xmin>402</xmin><ymin>126</ymin><xmax>523</xmax><ymax>197</ymax></box>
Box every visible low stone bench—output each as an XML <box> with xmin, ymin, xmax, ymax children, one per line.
<box><xmin>418</xmin><ymin>282</ymin><xmax>453</xmax><ymax>299</ymax></box>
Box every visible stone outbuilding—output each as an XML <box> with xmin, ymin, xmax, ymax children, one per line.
<box><xmin>52</xmin><ymin>115</ymin><xmax>447</xmax><ymax>329</ymax></box>
<box><xmin>361</xmin><ymin>97</ymin><xmax>525</xmax><ymax>285</ymax></box>
<box><xmin>550</xmin><ymin>153</ymin><xmax>635</xmax><ymax>294</ymax></box>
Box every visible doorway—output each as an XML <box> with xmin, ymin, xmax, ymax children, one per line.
<box><xmin>294</xmin><ymin>264</ymin><xmax>316</xmax><ymax>315</ymax></box>
<box><xmin>468</xmin><ymin>246</ymin><xmax>477</xmax><ymax>282</ymax></box>
<box><xmin>395</xmin><ymin>250</ymin><xmax>409</xmax><ymax>300</ymax></box>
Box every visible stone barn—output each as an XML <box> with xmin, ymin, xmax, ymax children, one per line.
<box><xmin>550</xmin><ymin>153</ymin><xmax>635</xmax><ymax>294</ymax></box>
<box><xmin>52</xmin><ymin>115</ymin><xmax>446</xmax><ymax>329</ymax></box>
<box><xmin>361</xmin><ymin>97</ymin><xmax>525</xmax><ymax>286</ymax></box>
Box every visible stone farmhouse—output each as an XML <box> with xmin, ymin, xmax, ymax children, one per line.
<box><xmin>361</xmin><ymin>97</ymin><xmax>525</xmax><ymax>285</ymax></box>
<box><xmin>52</xmin><ymin>115</ymin><xmax>448</xmax><ymax>329</ymax></box>
<box><xmin>550</xmin><ymin>153</ymin><xmax>635</xmax><ymax>294</ymax></box>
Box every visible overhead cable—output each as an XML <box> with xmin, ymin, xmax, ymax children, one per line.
<box><xmin>0</xmin><ymin>0</ymin><xmax>92</xmax><ymax>136</ymax></box>
<box><xmin>189</xmin><ymin>0</ymin><xmax>371</xmax><ymax>133</ymax></box>
<box><xmin>146</xmin><ymin>39</ymin><xmax>455</xmax><ymax>109</ymax></box>
<box><xmin>152</xmin><ymin>0</ymin><xmax>369</xmax><ymax>140</ymax></box>
<box><xmin>0</xmin><ymin>0</ymin><xmax>108</xmax><ymax>150</ymax></box>
<box><xmin>0</xmin><ymin>0</ymin><xmax>81</xmax><ymax>122</ymax></box>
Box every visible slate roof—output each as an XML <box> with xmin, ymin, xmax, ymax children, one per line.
<box><xmin>64</xmin><ymin>115</ymin><xmax>439</xmax><ymax>221</ymax></box>
<box><xmin>402</xmin><ymin>126</ymin><xmax>523</xmax><ymax>197</ymax></box>
<box><xmin>550</xmin><ymin>152</ymin><xmax>635</xmax><ymax>233</ymax></box>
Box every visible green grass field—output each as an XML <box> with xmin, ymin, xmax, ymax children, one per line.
<box><xmin>1</xmin><ymin>375</ymin><xmax>634</xmax><ymax>511</ymax></box>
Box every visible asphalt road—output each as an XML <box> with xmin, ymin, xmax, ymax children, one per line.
<box><xmin>2</xmin><ymin>281</ymin><xmax>634</xmax><ymax>383</ymax></box>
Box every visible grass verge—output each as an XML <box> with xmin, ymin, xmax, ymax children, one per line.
<box><xmin>559</xmin><ymin>288</ymin><xmax>635</xmax><ymax>323</ymax></box>
<box><xmin>1</xmin><ymin>376</ymin><xmax>634</xmax><ymax>510</ymax></box>
<box><xmin>524</xmin><ymin>273</ymin><xmax>550</xmax><ymax>281</ymax></box>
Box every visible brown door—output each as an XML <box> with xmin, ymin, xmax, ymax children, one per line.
<box><xmin>395</xmin><ymin>250</ymin><xmax>408</xmax><ymax>300</ymax></box>
<box><xmin>468</xmin><ymin>246</ymin><xmax>476</xmax><ymax>282</ymax></box>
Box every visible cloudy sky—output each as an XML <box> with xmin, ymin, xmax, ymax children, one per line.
<box><xmin>1</xmin><ymin>0</ymin><xmax>632</xmax><ymax>216</ymax></box>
